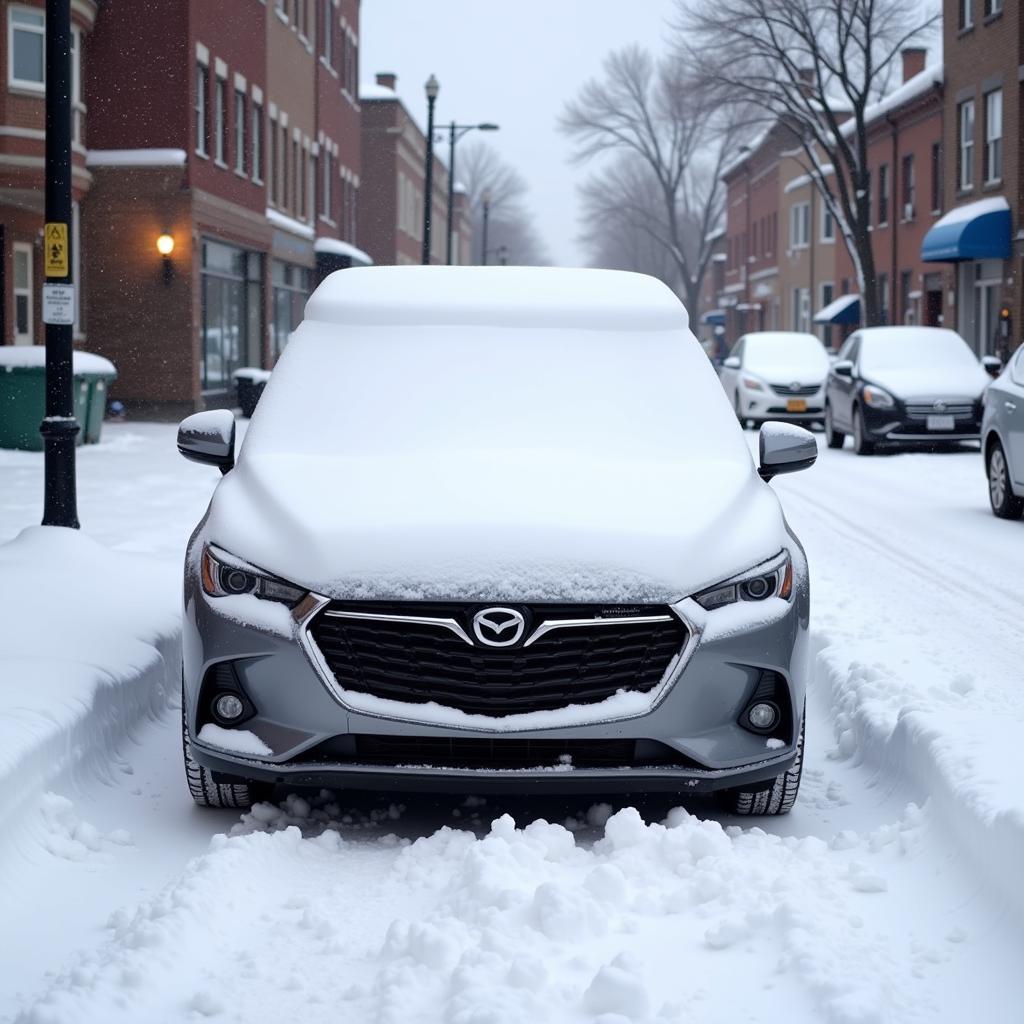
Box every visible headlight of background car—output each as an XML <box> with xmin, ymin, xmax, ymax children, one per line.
<box><xmin>741</xmin><ymin>376</ymin><xmax>764</xmax><ymax>391</ymax></box>
<box><xmin>200</xmin><ymin>545</ymin><xmax>307</xmax><ymax>607</ymax></box>
<box><xmin>862</xmin><ymin>385</ymin><xmax>895</xmax><ymax>408</ymax></box>
<box><xmin>693</xmin><ymin>552</ymin><xmax>793</xmax><ymax>610</ymax></box>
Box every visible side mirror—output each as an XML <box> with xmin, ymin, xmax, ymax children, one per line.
<box><xmin>832</xmin><ymin>359</ymin><xmax>853</xmax><ymax>379</ymax></box>
<box><xmin>981</xmin><ymin>355</ymin><xmax>1002</xmax><ymax>378</ymax></box>
<box><xmin>758</xmin><ymin>422</ymin><xmax>817</xmax><ymax>482</ymax></box>
<box><xmin>723</xmin><ymin>356</ymin><xmax>741</xmax><ymax>370</ymax></box>
<box><xmin>177</xmin><ymin>410</ymin><xmax>236</xmax><ymax>475</ymax></box>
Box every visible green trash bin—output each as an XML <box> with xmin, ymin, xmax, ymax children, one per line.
<box><xmin>78</xmin><ymin>361</ymin><xmax>118</xmax><ymax>444</ymax></box>
<box><xmin>0</xmin><ymin>347</ymin><xmax>115</xmax><ymax>451</ymax></box>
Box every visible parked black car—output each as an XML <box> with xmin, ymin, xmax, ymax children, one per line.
<box><xmin>823</xmin><ymin>327</ymin><xmax>999</xmax><ymax>454</ymax></box>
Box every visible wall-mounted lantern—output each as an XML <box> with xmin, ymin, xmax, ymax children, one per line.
<box><xmin>156</xmin><ymin>233</ymin><xmax>174</xmax><ymax>285</ymax></box>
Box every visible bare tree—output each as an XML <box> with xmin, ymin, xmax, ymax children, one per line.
<box><xmin>678</xmin><ymin>0</ymin><xmax>940</xmax><ymax>326</ymax></box>
<box><xmin>457</xmin><ymin>143</ymin><xmax>549</xmax><ymax>266</ymax></box>
<box><xmin>560</xmin><ymin>46</ymin><xmax>746</xmax><ymax>319</ymax></box>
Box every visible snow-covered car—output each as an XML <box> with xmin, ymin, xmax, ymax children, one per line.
<box><xmin>176</xmin><ymin>267</ymin><xmax>816</xmax><ymax>815</ymax></box>
<box><xmin>719</xmin><ymin>331</ymin><xmax>831</xmax><ymax>429</ymax></box>
<box><xmin>824</xmin><ymin>326</ymin><xmax>994</xmax><ymax>455</ymax></box>
<box><xmin>982</xmin><ymin>345</ymin><xmax>1024</xmax><ymax>519</ymax></box>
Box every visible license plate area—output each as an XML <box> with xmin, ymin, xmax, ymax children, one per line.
<box><xmin>786</xmin><ymin>399</ymin><xmax>808</xmax><ymax>412</ymax></box>
<box><xmin>926</xmin><ymin>415</ymin><xmax>955</xmax><ymax>431</ymax></box>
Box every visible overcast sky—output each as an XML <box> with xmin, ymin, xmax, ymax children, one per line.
<box><xmin>361</xmin><ymin>1</ymin><xmax>679</xmax><ymax>267</ymax></box>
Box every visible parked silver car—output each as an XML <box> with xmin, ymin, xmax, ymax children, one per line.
<box><xmin>177</xmin><ymin>267</ymin><xmax>816</xmax><ymax>815</ymax></box>
<box><xmin>982</xmin><ymin>345</ymin><xmax>1024</xmax><ymax>519</ymax></box>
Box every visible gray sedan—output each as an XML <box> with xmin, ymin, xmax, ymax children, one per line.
<box><xmin>982</xmin><ymin>346</ymin><xmax>1024</xmax><ymax>519</ymax></box>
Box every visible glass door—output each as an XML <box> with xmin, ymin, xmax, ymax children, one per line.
<box><xmin>13</xmin><ymin>243</ymin><xmax>32</xmax><ymax>345</ymax></box>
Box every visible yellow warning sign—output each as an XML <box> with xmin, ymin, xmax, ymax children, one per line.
<box><xmin>44</xmin><ymin>222</ymin><xmax>69</xmax><ymax>277</ymax></box>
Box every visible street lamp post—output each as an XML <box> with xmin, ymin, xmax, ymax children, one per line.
<box><xmin>444</xmin><ymin>121</ymin><xmax>498</xmax><ymax>265</ymax></box>
<box><xmin>40</xmin><ymin>0</ymin><xmax>78</xmax><ymax>528</ymax></box>
<box><xmin>421</xmin><ymin>74</ymin><xmax>439</xmax><ymax>265</ymax></box>
<box><xmin>480</xmin><ymin>189</ymin><xmax>491</xmax><ymax>265</ymax></box>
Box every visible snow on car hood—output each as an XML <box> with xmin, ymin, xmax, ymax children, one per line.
<box><xmin>864</xmin><ymin>365</ymin><xmax>990</xmax><ymax>401</ymax></box>
<box><xmin>202</xmin><ymin>269</ymin><xmax>788</xmax><ymax>602</ymax></box>
<box><xmin>205</xmin><ymin>449</ymin><xmax>784</xmax><ymax>602</ymax></box>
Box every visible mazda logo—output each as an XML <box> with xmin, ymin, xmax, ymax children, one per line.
<box><xmin>472</xmin><ymin>607</ymin><xmax>526</xmax><ymax>647</ymax></box>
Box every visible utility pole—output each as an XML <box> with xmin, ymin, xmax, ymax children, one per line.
<box><xmin>40</xmin><ymin>0</ymin><xmax>79</xmax><ymax>528</ymax></box>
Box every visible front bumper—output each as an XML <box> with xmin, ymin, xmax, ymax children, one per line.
<box><xmin>861</xmin><ymin>399</ymin><xmax>982</xmax><ymax>444</ymax></box>
<box><xmin>741</xmin><ymin>386</ymin><xmax>824</xmax><ymax>422</ymax></box>
<box><xmin>183</xmin><ymin>540</ymin><xmax>810</xmax><ymax>795</ymax></box>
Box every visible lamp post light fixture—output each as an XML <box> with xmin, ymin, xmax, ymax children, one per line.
<box><xmin>156</xmin><ymin>233</ymin><xmax>175</xmax><ymax>286</ymax></box>
<box><xmin>480</xmin><ymin>189</ymin><xmax>492</xmax><ymax>265</ymax></box>
<box><xmin>421</xmin><ymin>74</ymin><xmax>440</xmax><ymax>265</ymax></box>
<box><xmin>444</xmin><ymin>121</ymin><xmax>499</xmax><ymax>265</ymax></box>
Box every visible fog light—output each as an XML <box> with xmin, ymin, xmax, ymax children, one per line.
<box><xmin>214</xmin><ymin>693</ymin><xmax>244</xmax><ymax>721</ymax></box>
<box><xmin>747</xmin><ymin>702</ymin><xmax>778</xmax><ymax>730</ymax></box>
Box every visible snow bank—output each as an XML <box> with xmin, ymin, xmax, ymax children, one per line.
<box><xmin>17</xmin><ymin>804</ymin><xmax>935</xmax><ymax>1023</ymax></box>
<box><xmin>0</xmin><ymin>527</ymin><xmax>181</xmax><ymax>822</ymax></box>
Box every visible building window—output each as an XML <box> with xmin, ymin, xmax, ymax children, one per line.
<box><xmin>321</xmin><ymin>149</ymin><xmax>332</xmax><ymax>219</ymax></box>
<box><xmin>958</xmin><ymin>99</ymin><xmax>975</xmax><ymax>190</ymax></box>
<box><xmin>272</xmin><ymin>260</ymin><xmax>311</xmax><ymax>358</ymax></box>
<box><xmin>900</xmin><ymin>270</ymin><xmax>914</xmax><ymax>324</ymax></box>
<box><xmin>819</xmin><ymin>282</ymin><xmax>834</xmax><ymax>344</ymax></box>
<box><xmin>901</xmin><ymin>154</ymin><xmax>915</xmax><ymax>219</ymax></box>
<box><xmin>879</xmin><ymin>274</ymin><xmax>890</xmax><ymax>324</ymax></box>
<box><xmin>8</xmin><ymin>7</ymin><xmax>45</xmax><ymax>90</ymax></box>
<box><xmin>984</xmin><ymin>89</ymin><xmax>1002</xmax><ymax>184</ymax></box>
<box><xmin>275</xmin><ymin>0</ymin><xmax>287</xmax><ymax>21</ymax></box>
<box><xmin>930</xmin><ymin>142</ymin><xmax>942</xmax><ymax>212</ymax></box>
<box><xmin>234</xmin><ymin>89</ymin><xmax>246</xmax><ymax>175</ymax></box>
<box><xmin>71</xmin><ymin>28</ymin><xmax>85</xmax><ymax>146</ymax></box>
<box><xmin>195</xmin><ymin>63</ymin><xmax>209</xmax><ymax>155</ymax></box>
<box><xmin>252</xmin><ymin>101</ymin><xmax>263</xmax><ymax>182</ymax></box>
<box><xmin>13</xmin><ymin>242</ymin><xmax>33</xmax><ymax>344</ymax></box>
<box><xmin>877</xmin><ymin>164</ymin><xmax>889</xmax><ymax>224</ymax></box>
<box><xmin>791</xmin><ymin>287</ymin><xmax>810</xmax><ymax>332</ymax></box>
<box><xmin>321</xmin><ymin>0</ymin><xmax>333</xmax><ymax>66</ymax></box>
<box><xmin>789</xmin><ymin>202</ymin><xmax>810</xmax><ymax>248</ymax></box>
<box><xmin>201</xmin><ymin>240</ymin><xmax>262</xmax><ymax>392</ymax></box>
<box><xmin>984</xmin><ymin>0</ymin><xmax>1001</xmax><ymax>16</ymax></box>
<box><xmin>214</xmin><ymin>75</ymin><xmax>228</xmax><ymax>165</ymax></box>
<box><xmin>960</xmin><ymin>0</ymin><xmax>973</xmax><ymax>28</ymax></box>
<box><xmin>820</xmin><ymin>197</ymin><xmax>835</xmax><ymax>242</ymax></box>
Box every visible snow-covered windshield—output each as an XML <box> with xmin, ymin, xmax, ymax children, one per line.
<box><xmin>859</xmin><ymin>329</ymin><xmax>979</xmax><ymax>375</ymax></box>
<box><xmin>744</xmin><ymin>333</ymin><xmax>830</xmax><ymax>376</ymax></box>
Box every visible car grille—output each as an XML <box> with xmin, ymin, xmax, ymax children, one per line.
<box><xmin>770</xmin><ymin>384</ymin><xmax>820</xmax><ymax>397</ymax></box>
<box><xmin>306</xmin><ymin>601</ymin><xmax>689</xmax><ymax>717</ymax></box>
<box><xmin>296</xmin><ymin>735</ymin><xmax>701</xmax><ymax>770</ymax></box>
<box><xmin>905</xmin><ymin>403</ymin><xmax>975</xmax><ymax>418</ymax></box>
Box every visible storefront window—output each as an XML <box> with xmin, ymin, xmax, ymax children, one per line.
<box><xmin>201</xmin><ymin>239</ymin><xmax>262</xmax><ymax>392</ymax></box>
<box><xmin>272</xmin><ymin>260</ymin><xmax>311</xmax><ymax>359</ymax></box>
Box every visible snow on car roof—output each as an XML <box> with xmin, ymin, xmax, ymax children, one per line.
<box><xmin>303</xmin><ymin>266</ymin><xmax>690</xmax><ymax>332</ymax></box>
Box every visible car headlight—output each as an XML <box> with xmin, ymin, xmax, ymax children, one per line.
<box><xmin>862</xmin><ymin>385</ymin><xmax>895</xmax><ymax>408</ymax></box>
<box><xmin>200</xmin><ymin>545</ymin><xmax>307</xmax><ymax>607</ymax></box>
<box><xmin>742</xmin><ymin>376</ymin><xmax>764</xmax><ymax>391</ymax></box>
<box><xmin>693</xmin><ymin>552</ymin><xmax>793</xmax><ymax>610</ymax></box>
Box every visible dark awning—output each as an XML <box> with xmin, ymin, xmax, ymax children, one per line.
<box><xmin>921</xmin><ymin>197</ymin><xmax>1012</xmax><ymax>263</ymax></box>
<box><xmin>813</xmin><ymin>293</ymin><xmax>860</xmax><ymax>325</ymax></box>
<box><xmin>700</xmin><ymin>309</ymin><xmax>725</xmax><ymax>325</ymax></box>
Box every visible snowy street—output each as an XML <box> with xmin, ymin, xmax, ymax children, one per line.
<box><xmin>2</xmin><ymin>423</ymin><xmax>1023</xmax><ymax>1023</ymax></box>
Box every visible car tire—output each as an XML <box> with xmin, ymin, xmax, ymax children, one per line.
<box><xmin>852</xmin><ymin>406</ymin><xmax>874</xmax><ymax>455</ymax></box>
<box><xmin>734</xmin><ymin>394</ymin><xmax>748</xmax><ymax>430</ymax></box>
<box><xmin>987</xmin><ymin>440</ymin><xmax>1024</xmax><ymax>520</ymax></box>
<box><xmin>824</xmin><ymin>405</ymin><xmax>845</xmax><ymax>449</ymax></box>
<box><xmin>717</xmin><ymin>713</ymin><xmax>804</xmax><ymax>816</ymax></box>
<box><xmin>182</xmin><ymin>704</ymin><xmax>270</xmax><ymax>809</ymax></box>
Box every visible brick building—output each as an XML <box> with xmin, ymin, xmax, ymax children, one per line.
<box><xmin>0</xmin><ymin>0</ymin><xmax>97</xmax><ymax>347</ymax></box>
<box><xmin>358</xmin><ymin>72</ymin><xmax>471</xmax><ymax>267</ymax></box>
<box><xmin>60</xmin><ymin>0</ymin><xmax>365</xmax><ymax>417</ymax></box>
<box><xmin>719</xmin><ymin>125</ymin><xmax>785</xmax><ymax>341</ymax></box>
<box><xmin>828</xmin><ymin>53</ymin><xmax>946</xmax><ymax>337</ymax></box>
<box><xmin>921</xmin><ymin>0</ymin><xmax>1017</xmax><ymax>358</ymax></box>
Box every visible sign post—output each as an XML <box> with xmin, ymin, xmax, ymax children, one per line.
<box><xmin>40</xmin><ymin>0</ymin><xmax>79</xmax><ymax>528</ymax></box>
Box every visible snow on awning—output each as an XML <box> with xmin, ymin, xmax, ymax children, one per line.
<box><xmin>86</xmin><ymin>148</ymin><xmax>187</xmax><ymax>168</ymax></box>
<box><xmin>700</xmin><ymin>309</ymin><xmax>725</xmax><ymax>325</ymax></box>
<box><xmin>814</xmin><ymin>293</ymin><xmax>860</xmax><ymax>325</ymax></box>
<box><xmin>314</xmin><ymin>237</ymin><xmax>373</xmax><ymax>266</ymax></box>
<box><xmin>921</xmin><ymin>197</ymin><xmax>1012</xmax><ymax>263</ymax></box>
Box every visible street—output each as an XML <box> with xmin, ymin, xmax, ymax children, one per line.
<box><xmin>1</xmin><ymin>422</ymin><xmax>1022</xmax><ymax>1023</ymax></box>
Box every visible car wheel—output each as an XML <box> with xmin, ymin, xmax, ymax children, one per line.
<box><xmin>824</xmin><ymin>405</ymin><xmax>845</xmax><ymax>449</ymax></box>
<box><xmin>987</xmin><ymin>441</ymin><xmax>1024</xmax><ymax>520</ymax></box>
<box><xmin>717</xmin><ymin>713</ymin><xmax>805</xmax><ymax>816</ymax></box>
<box><xmin>734</xmin><ymin>394</ymin><xmax>748</xmax><ymax>430</ymax></box>
<box><xmin>181</xmin><ymin>703</ymin><xmax>270</xmax><ymax>809</ymax></box>
<box><xmin>852</xmin><ymin>406</ymin><xmax>874</xmax><ymax>455</ymax></box>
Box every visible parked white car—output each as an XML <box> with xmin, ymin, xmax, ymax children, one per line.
<box><xmin>719</xmin><ymin>331</ymin><xmax>831</xmax><ymax>429</ymax></box>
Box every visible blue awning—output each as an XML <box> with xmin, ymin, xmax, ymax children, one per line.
<box><xmin>921</xmin><ymin>197</ymin><xmax>1012</xmax><ymax>263</ymax></box>
<box><xmin>813</xmin><ymin>293</ymin><xmax>860</xmax><ymax>325</ymax></box>
<box><xmin>700</xmin><ymin>309</ymin><xmax>725</xmax><ymax>325</ymax></box>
